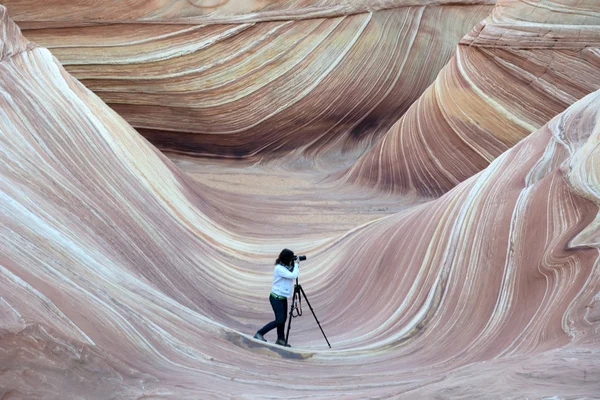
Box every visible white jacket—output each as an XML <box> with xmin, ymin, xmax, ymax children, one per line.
<box><xmin>271</xmin><ymin>262</ymin><xmax>299</xmax><ymax>298</ymax></box>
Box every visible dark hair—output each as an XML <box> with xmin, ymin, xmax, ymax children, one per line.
<box><xmin>275</xmin><ymin>248</ymin><xmax>294</xmax><ymax>266</ymax></box>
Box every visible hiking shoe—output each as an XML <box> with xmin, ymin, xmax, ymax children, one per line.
<box><xmin>253</xmin><ymin>332</ymin><xmax>267</xmax><ymax>342</ymax></box>
<box><xmin>275</xmin><ymin>339</ymin><xmax>291</xmax><ymax>347</ymax></box>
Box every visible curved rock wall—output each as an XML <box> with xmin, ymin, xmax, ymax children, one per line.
<box><xmin>1</xmin><ymin>2</ymin><xmax>599</xmax><ymax>398</ymax></box>
<box><xmin>342</xmin><ymin>0</ymin><xmax>600</xmax><ymax>196</ymax></box>
<box><xmin>6</xmin><ymin>1</ymin><xmax>493</xmax><ymax>160</ymax></box>
<box><xmin>4</xmin><ymin>0</ymin><xmax>496</xmax><ymax>26</ymax></box>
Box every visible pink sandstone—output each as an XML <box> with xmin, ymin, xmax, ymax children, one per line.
<box><xmin>342</xmin><ymin>0</ymin><xmax>600</xmax><ymax>197</ymax></box>
<box><xmin>0</xmin><ymin>1</ymin><xmax>599</xmax><ymax>399</ymax></box>
<box><xmin>4</xmin><ymin>1</ymin><xmax>493</xmax><ymax>161</ymax></box>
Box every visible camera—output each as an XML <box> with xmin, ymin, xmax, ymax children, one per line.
<box><xmin>294</xmin><ymin>255</ymin><xmax>307</xmax><ymax>261</ymax></box>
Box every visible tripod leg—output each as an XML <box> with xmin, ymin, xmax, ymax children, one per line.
<box><xmin>298</xmin><ymin>285</ymin><xmax>331</xmax><ymax>348</ymax></box>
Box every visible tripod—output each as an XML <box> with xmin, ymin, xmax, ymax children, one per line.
<box><xmin>284</xmin><ymin>278</ymin><xmax>331</xmax><ymax>348</ymax></box>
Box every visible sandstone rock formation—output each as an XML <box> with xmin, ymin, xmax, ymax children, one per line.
<box><xmin>342</xmin><ymin>0</ymin><xmax>600</xmax><ymax>196</ymax></box>
<box><xmin>1</xmin><ymin>1</ymin><xmax>599</xmax><ymax>399</ymax></box>
<box><xmin>6</xmin><ymin>0</ymin><xmax>493</xmax><ymax>160</ymax></box>
<box><xmin>2</xmin><ymin>1</ymin><xmax>497</xmax><ymax>26</ymax></box>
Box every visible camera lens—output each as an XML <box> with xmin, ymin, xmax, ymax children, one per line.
<box><xmin>298</xmin><ymin>255</ymin><xmax>307</xmax><ymax>261</ymax></box>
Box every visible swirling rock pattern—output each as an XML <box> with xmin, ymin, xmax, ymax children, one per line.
<box><xmin>343</xmin><ymin>0</ymin><xmax>600</xmax><ymax>197</ymax></box>
<box><xmin>4</xmin><ymin>0</ymin><xmax>496</xmax><ymax>26</ymax></box>
<box><xmin>0</xmin><ymin>6</ymin><xmax>32</xmax><ymax>60</ymax></box>
<box><xmin>1</xmin><ymin>2</ymin><xmax>600</xmax><ymax>399</ymax></box>
<box><xmin>5</xmin><ymin>1</ymin><xmax>493</xmax><ymax>160</ymax></box>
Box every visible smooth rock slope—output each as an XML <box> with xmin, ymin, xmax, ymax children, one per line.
<box><xmin>5</xmin><ymin>0</ymin><xmax>493</xmax><ymax>161</ymax></box>
<box><xmin>1</xmin><ymin>4</ymin><xmax>600</xmax><ymax>398</ymax></box>
<box><xmin>342</xmin><ymin>0</ymin><xmax>600</xmax><ymax>196</ymax></box>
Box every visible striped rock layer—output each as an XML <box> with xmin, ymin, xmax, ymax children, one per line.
<box><xmin>342</xmin><ymin>0</ymin><xmax>600</xmax><ymax>197</ymax></box>
<box><xmin>6</xmin><ymin>1</ymin><xmax>492</xmax><ymax>160</ymax></box>
<box><xmin>1</xmin><ymin>5</ymin><xmax>600</xmax><ymax>398</ymax></box>
<box><xmin>2</xmin><ymin>0</ymin><xmax>497</xmax><ymax>26</ymax></box>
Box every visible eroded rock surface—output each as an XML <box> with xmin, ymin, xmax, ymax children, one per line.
<box><xmin>5</xmin><ymin>1</ymin><xmax>493</xmax><ymax>160</ymax></box>
<box><xmin>1</xmin><ymin>2</ymin><xmax>599</xmax><ymax>399</ymax></box>
<box><xmin>343</xmin><ymin>0</ymin><xmax>600</xmax><ymax>196</ymax></box>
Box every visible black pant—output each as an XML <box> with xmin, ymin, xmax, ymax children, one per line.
<box><xmin>257</xmin><ymin>295</ymin><xmax>288</xmax><ymax>341</ymax></box>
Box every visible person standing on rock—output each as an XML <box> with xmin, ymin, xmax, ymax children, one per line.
<box><xmin>254</xmin><ymin>248</ymin><xmax>299</xmax><ymax>347</ymax></box>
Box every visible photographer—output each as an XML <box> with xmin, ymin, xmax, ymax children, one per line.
<box><xmin>254</xmin><ymin>248</ymin><xmax>299</xmax><ymax>347</ymax></box>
